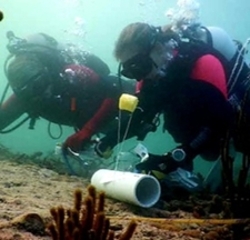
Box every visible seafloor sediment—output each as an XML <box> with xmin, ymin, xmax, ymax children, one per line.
<box><xmin>0</xmin><ymin>145</ymin><xmax>250</xmax><ymax>240</ymax></box>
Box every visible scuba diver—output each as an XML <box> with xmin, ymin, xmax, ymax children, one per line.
<box><xmin>94</xmin><ymin>22</ymin><xmax>250</xmax><ymax>195</ymax></box>
<box><xmin>0</xmin><ymin>31</ymin><xmax>135</xmax><ymax>152</ymax></box>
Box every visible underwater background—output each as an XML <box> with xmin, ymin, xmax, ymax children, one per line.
<box><xmin>0</xmin><ymin>0</ymin><xmax>250</xmax><ymax>177</ymax></box>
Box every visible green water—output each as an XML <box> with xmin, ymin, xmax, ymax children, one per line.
<box><xmin>0</xmin><ymin>0</ymin><xmax>250</xmax><ymax>176</ymax></box>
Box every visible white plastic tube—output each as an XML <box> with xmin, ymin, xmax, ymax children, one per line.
<box><xmin>91</xmin><ymin>169</ymin><xmax>161</xmax><ymax>208</ymax></box>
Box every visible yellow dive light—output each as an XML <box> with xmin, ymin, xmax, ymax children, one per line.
<box><xmin>119</xmin><ymin>93</ymin><xmax>138</xmax><ymax>113</ymax></box>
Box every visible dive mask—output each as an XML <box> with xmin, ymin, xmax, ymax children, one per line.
<box><xmin>120</xmin><ymin>53</ymin><xmax>157</xmax><ymax>81</ymax></box>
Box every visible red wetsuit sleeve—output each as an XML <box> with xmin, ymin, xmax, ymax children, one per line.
<box><xmin>80</xmin><ymin>98</ymin><xmax>117</xmax><ymax>135</ymax></box>
<box><xmin>190</xmin><ymin>54</ymin><xmax>228</xmax><ymax>99</ymax></box>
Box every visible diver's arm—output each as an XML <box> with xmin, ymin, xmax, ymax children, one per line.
<box><xmin>180</xmin><ymin>83</ymin><xmax>231</xmax><ymax>162</ymax></box>
<box><xmin>0</xmin><ymin>94</ymin><xmax>26</xmax><ymax>131</ymax></box>
<box><xmin>137</xmin><ymin>79</ymin><xmax>232</xmax><ymax>174</ymax></box>
<box><xmin>63</xmin><ymin>63</ymin><xmax>117</xmax><ymax>151</ymax></box>
<box><xmin>172</xmin><ymin>55</ymin><xmax>232</xmax><ymax>161</ymax></box>
<box><xmin>78</xmin><ymin>98</ymin><xmax>117</xmax><ymax>139</ymax></box>
<box><xmin>64</xmin><ymin>97</ymin><xmax>117</xmax><ymax>152</ymax></box>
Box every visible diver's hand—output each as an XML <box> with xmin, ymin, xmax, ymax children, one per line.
<box><xmin>94</xmin><ymin>140</ymin><xmax>113</xmax><ymax>159</ymax></box>
<box><xmin>135</xmin><ymin>153</ymin><xmax>176</xmax><ymax>174</ymax></box>
<box><xmin>64</xmin><ymin>129</ymin><xmax>92</xmax><ymax>152</ymax></box>
<box><xmin>135</xmin><ymin>146</ymin><xmax>195</xmax><ymax>174</ymax></box>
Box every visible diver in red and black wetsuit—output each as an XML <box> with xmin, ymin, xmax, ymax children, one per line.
<box><xmin>0</xmin><ymin>32</ymin><xmax>135</xmax><ymax>152</ymax></box>
<box><xmin>95</xmin><ymin>22</ymin><xmax>250</xmax><ymax>186</ymax></box>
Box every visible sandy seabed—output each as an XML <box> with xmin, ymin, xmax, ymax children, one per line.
<box><xmin>0</xmin><ymin>146</ymin><xmax>249</xmax><ymax>240</ymax></box>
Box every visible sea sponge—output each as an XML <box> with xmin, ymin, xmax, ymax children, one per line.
<box><xmin>47</xmin><ymin>185</ymin><xmax>137</xmax><ymax>240</ymax></box>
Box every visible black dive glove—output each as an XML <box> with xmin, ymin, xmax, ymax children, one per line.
<box><xmin>135</xmin><ymin>145</ymin><xmax>196</xmax><ymax>174</ymax></box>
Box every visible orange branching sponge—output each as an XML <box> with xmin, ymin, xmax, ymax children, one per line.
<box><xmin>47</xmin><ymin>185</ymin><xmax>137</xmax><ymax>240</ymax></box>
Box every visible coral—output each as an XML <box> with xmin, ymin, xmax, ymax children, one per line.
<box><xmin>221</xmin><ymin>134</ymin><xmax>250</xmax><ymax>218</ymax></box>
<box><xmin>47</xmin><ymin>185</ymin><xmax>137</xmax><ymax>240</ymax></box>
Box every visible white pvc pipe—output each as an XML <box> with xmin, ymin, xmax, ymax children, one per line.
<box><xmin>91</xmin><ymin>169</ymin><xmax>161</xmax><ymax>208</ymax></box>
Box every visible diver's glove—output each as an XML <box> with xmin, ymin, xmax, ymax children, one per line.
<box><xmin>135</xmin><ymin>145</ymin><xmax>197</xmax><ymax>174</ymax></box>
<box><xmin>94</xmin><ymin>140</ymin><xmax>113</xmax><ymax>159</ymax></box>
<box><xmin>64</xmin><ymin>128</ymin><xmax>92</xmax><ymax>152</ymax></box>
